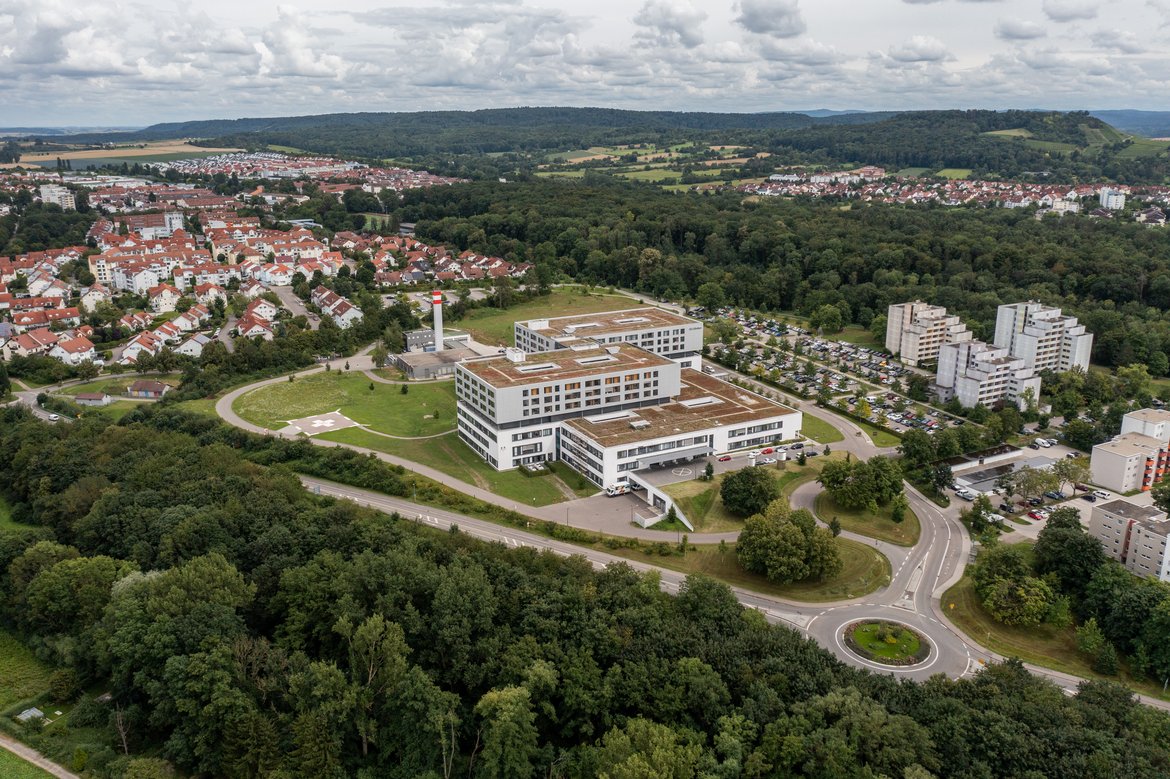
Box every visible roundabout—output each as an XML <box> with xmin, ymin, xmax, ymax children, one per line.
<box><xmin>841</xmin><ymin>619</ymin><xmax>932</xmax><ymax>667</ymax></box>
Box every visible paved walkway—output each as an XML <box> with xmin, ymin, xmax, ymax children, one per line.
<box><xmin>0</xmin><ymin>732</ymin><xmax>79</xmax><ymax>779</ymax></box>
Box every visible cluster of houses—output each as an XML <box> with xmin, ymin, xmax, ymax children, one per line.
<box><xmin>151</xmin><ymin>152</ymin><xmax>465</xmax><ymax>192</ymax></box>
<box><xmin>737</xmin><ymin>170</ymin><xmax>1170</xmax><ymax>220</ymax></box>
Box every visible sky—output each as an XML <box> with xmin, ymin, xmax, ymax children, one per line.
<box><xmin>2</xmin><ymin>0</ymin><xmax>1169</xmax><ymax>126</ymax></box>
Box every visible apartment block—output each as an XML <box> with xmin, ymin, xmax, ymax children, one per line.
<box><xmin>1120</xmin><ymin>408</ymin><xmax>1170</xmax><ymax>445</ymax></box>
<box><xmin>1090</xmin><ymin>432</ymin><xmax>1170</xmax><ymax>493</ymax></box>
<box><xmin>1099</xmin><ymin>188</ymin><xmax>1127</xmax><ymax>210</ymax></box>
<box><xmin>39</xmin><ymin>184</ymin><xmax>76</xmax><ymax>211</ymax></box>
<box><xmin>993</xmin><ymin>302</ymin><xmax>1093</xmax><ymax>373</ymax></box>
<box><xmin>885</xmin><ymin>301</ymin><xmax>972</xmax><ymax>367</ymax></box>
<box><xmin>1089</xmin><ymin>500</ymin><xmax>1170</xmax><ymax>582</ymax></box>
<box><xmin>514</xmin><ymin>307</ymin><xmax>704</xmax><ymax>369</ymax></box>
<box><xmin>455</xmin><ymin>342</ymin><xmax>800</xmax><ymax>488</ymax></box>
<box><xmin>934</xmin><ymin>340</ymin><xmax>1041</xmax><ymax>410</ymax></box>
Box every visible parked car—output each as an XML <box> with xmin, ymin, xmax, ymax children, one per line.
<box><xmin>1081</xmin><ymin>494</ymin><xmax>1097</xmax><ymax>502</ymax></box>
<box><xmin>1028</xmin><ymin>510</ymin><xmax>1047</xmax><ymax>520</ymax></box>
<box><xmin>1028</xmin><ymin>497</ymin><xmax>1044</xmax><ymax>506</ymax></box>
<box><xmin>999</xmin><ymin>503</ymin><xmax>1015</xmax><ymax>513</ymax></box>
<box><xmin>47</xmin><ymin>414</ymin><xmax>60</xmax><ymax>422</ymax></box>
<box><xmin>761</xmin><ymin>447</ymin><xmax>774</xmax><ymax>455</ymax></box>
<box><xmin>955</xmin><ymin>488</ymin><xmax>976</xmax><ymax>501</ymax></box>
<box><xmin>789</xmin><ymin>442</ymin><xmax>804</xmax><ymax>450</ymax></box>
<box><xmin>1093</xmin><ymin>490</ymin><xmax>1112</xmax><ymax>499</ymax></box>
<box><xmin>717</xmin><ymin>455</ymin><xmax>732</xmax><ymax>462</ymax></box>
<box><xmin>1043</xmin><ymin>491</ymin><xmax>1067</xmax><ymax>501</ymax></box>
<box><xmin>1029</xmin><ymin>442</ymin><xmax>1041</xmax><ymax>450</ymax></box>
<box><xmin>761</xmin><ymin>457</ymin><xmax>777</xmax><ymax>465</ymax></box>
<box><xmin>1036</xmin><ymin>439</ymin><xmax>1052</xmax><ymax>448</ymax></box>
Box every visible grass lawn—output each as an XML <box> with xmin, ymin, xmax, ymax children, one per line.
<box><xmin>534</xmin><ymin>170</ymin><xmax>587</xmax><ymax>179</ymax></box>
<box><xmin>0</xmin><ymin>496</ymin><xmax>27</xmax><ymax>532</ymax></box>
<box><xmin>1116</xmin><ymin>137</ymin><xmax>1170</xmax><ymax>159</ymax></box>
<box><xmin>546</xmin><ymin>461</ymin><xmax>598</xmax><ymax>498</ymax></box>
<box><xmin>895</xmin><ymin>167</ymin><xmax>930</xmax><ymax>177</ymax></box>
<box><xmin>453</xmin><ymin>290</ymin><xmax>639</xmax><ymax>346</ymax></box>
<box><xmin>942</xmin><ymin>575</ymin><xmax>1170</xmax><ymax>702</ymax></box>
<box><xmin>61</xmin><ymin>374</ymin><xmax>182</xmax><ymax>397</ymax></box>
<box><xmin>663</xmin><ymin>464</ymin><xmax>820</xmax><ymax>532</ymax></box>
<box><xmin>234</xmin><ymin>372</ymin><xmax>457</xmax><ymax>437</ymax></box>
<box><xmin>835</xmin><ymin>325</ymin><xmax>882</xmax><ymax>349</ymax></box>
<box><xmin>848</xmin><ymin>621</ymin><xmax>923</xmax><ymax>661</ymax></box>
<box><xmin>605</xmin><ymin>537</ymin><xmax>889</xmax><ymax>602</ymax></box>
<box><xmin>937</xmin><ymin>168</ymin><xmax>973</xmax><ymax>179</ymax></box>
<box><xmin>814</xmin><ymin>492</ymin><xmax>921</xmax><ymax>546</ymax></box>
<box><xmin>0</xmin><ymin>750</ymin><xmax>54</xmax><ymax>779</ymax></box>
<box><xmin>172</xmin><ymin>397</ymin><xmax>220</xmax><ymax>417</ymax></box>
<box><xmin>82</xmin><ymin>400</ymin><xmax>141</xmax><ymax>422</ymax></box>
<box><xmin>854</xmin><ymin>419</ymin><xmax>901</xmax><ymax>448</ymax></box>
<box><xmin>318</xmin><ymin>427</ymin><xmax>567</xmax><ymax>506</ymax></box>
<box><xmin>0</xmin><ymin>629</ymin><xmax>54</xmax><ymax>711</ymax></box>
<box><xmin>800</xmin><ymin>414</ymin><xmax>845</xmax><ymax>444</ymax></box>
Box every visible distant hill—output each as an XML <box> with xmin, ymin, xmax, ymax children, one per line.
<box><xmin>1089</xmin><ymin>110</ymin><xmax>1170</xmax><ymax>138</ymax></box>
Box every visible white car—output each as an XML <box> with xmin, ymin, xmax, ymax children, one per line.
<box><xmin>747</xmin><ymin>450</ymin><xmax>761</xmax><ymax>458</ymax></box>
<box><xmin>955</xmin><ymin>488</ymin><xmax>976</xmax><ymax>501</ymax></box>
<box><xmin>47</xmin><ymin>413</ymin><xmax>60</xmax><ymax>422</ymax></box>
<box><xmin>1036</xmin><ymin>439</ymin><xmax>1052</xmax><ymax>448</ymax></box>
<box><xmin>1093</xmin><ymin>490</ymin><xmax>1111</xmax><ymax>500</ymax></box>
<box><xmin>760</xmin><ymin>457</ymin><xmax>776</xmax><ymax>464</ymax></box>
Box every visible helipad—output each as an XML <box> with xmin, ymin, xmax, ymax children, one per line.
<box><xmin>285</xmin><ymin>410</ymin><xmax>360</xmax><ymax>436</ymax></box>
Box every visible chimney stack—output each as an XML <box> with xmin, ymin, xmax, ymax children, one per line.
<box><xmin>431</xmin><ymin>290</ymin><xmax>444</xmax><ymax>352</ymax></box>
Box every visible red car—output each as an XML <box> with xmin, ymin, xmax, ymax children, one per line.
<box><xmin>761</xmin><ymin>447</ymin><xmax>774</xmax><ymax>455</ymax></box>
<box><xmin>717</xmin><ymin>455</ymin><xmax>732</xmax><ymax>462</ymax></box>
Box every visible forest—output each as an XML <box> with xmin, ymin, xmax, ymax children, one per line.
<box><xmin>399</xmin><ymin>177</ymin><xmax>1170</xmax><ymax>372</ymax></box>
<box><xmin>2</xmin><ymin>405</ymin><xmax>1170</xmax><ymax>778</ymax></box>
<box><xmin>36</xmin><ymin>108</ymin><xmax>1170</xmax><ymax>182</ymax></box>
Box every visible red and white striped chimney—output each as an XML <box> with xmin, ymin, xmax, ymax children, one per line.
<box><xmin>432</xmin><ymin>290</ymin><xmax>443</xmax><ymax>352</ymax></box>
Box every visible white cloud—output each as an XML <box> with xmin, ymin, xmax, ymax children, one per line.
<box><xmin>1091</xmin><ymin>28</ymin><xmax>1145</xmax><ymax>52</ymax></box>
<box><xmin>734</xmin><ymin>0</ymin><xmax>806</xmax><ymax>37</ymax></box>
<box><xmin>1042</xmin><ymin>0</ymin><xmax>1099</xmax><ymax>22</ymax></box>
<box><xmin>887</xmin><ymin>35</ymin><xmax>952</xmax><ymax>62</ymax></box>
<box><xmin>994</xmin><ymin>18</ymin><xmax>1047</xmax><ymax>39</ymax></box>
<box><xmin>633</xmin><ymin>0</ymin><xmax>707</xmax><ymax>48</ymax></box>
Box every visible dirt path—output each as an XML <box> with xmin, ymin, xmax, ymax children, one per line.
<box><xmin>0</xmin><ymin>732</ymin><xmax>80</xmax><ymax>779</ymax></box>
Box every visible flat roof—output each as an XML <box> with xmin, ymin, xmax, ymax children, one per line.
<box><xmin>517</xmin><ymin>306</ymin><xmax>698</xmax><ymax>339</ymax></box>
<box><xmin>1095</xmin><ymin>499</ymin><xmax>1166</xmax><ymax>523</ymax></box>
<box><xmin>1093</xmin><ymin>432</ymin><xmax>1164</xmax><ymax>457</ymax></box>
<box><xmin>396</xmin><ymin>345</ymin><xmax>478</xmax><ymax>369</ymax></box>
<box><xmin>562</xmin><ymin>369</ymin><xmax>797</xmax><ymax>448</ymax></box>
<box><xmin>459</xmin><ymin>343</ymin><xmax>674</xmax><ymax>388</ymax></box>
<box><xmin>1126</xmin><ymin>408</ymin><xmax>1170</xmax><ymax>424</ymax></box>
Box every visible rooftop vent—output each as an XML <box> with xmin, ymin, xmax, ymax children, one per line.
<box><xmin>515</xmin><ymin>362</ymin><xmax>559</xmax><ymax>373</ymax></box>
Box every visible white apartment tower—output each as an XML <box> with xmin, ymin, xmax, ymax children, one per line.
<box><xmin>1099</xmin><ymin>188</ymin><xmax>1127</xmax><ymax>210</ymax></box>
<box><xmin>39</xmin><ymin>184</ymin><xmax>76</xmax><ymax>211</ymax></box>
<box><xmin>993</xmin><ymin>302</ymin><xmax>1093</xmax><ymax>373</ymax></box>
<box><xmin>1089</xmin><ymin>500</ymin><xmax>1170</xmax><ymax>583</ymax></box>
<box><xmin>934</xmin><ymin>340</ymin><xmax>1041</xmax><ymax>410</ymax></box>
<box><xmin>885</xmin><ymin>301</ymin><xmax>972</xmax><ymax>367</ymax></box>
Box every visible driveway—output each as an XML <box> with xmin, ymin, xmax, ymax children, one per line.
<box><xmin>272</xmin><ymin>286</ymin><xmax>318</xmax><ymax>329</ymax></box>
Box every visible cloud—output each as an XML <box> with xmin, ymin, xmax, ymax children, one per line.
<box><xmin>1091</xmin><ymin>28</ymin><xmax>1145</xmax><ymax>52</ymax></box>
<box><xmin>633</xmin><ymin>0</ymin><xmax>707</xmax><ymax>48</ymax></box>
<box><xmin>888</xmin><ymin>35</ymin><xmax>952</xmax><ymax>62</ymax></box>
<box><xmin>734</xmin><ymin>0</ymin><xmax>806</xmax><ymax>37</ymax></box>
<box><xmin>1042</xmin><ymin>0</ymin><xmax>1099</xmax><ymax>22</ymax></box>
<box><xmin>994</xmin><ymin>18</ymin><xmax>1047</xmax><ymax>39</ymax></box>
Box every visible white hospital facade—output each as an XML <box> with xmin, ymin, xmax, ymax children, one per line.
<box><xmin>456</xmin><ymin>308</ymin><xmax>800</xmax><ymax>489</ymax></box>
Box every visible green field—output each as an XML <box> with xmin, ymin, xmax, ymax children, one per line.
<box><xmin>318</xmin><ymin>427</ymin><xmax>568</xmax><ymax>506</ymax></box>
<box><xmin>268</xmin><ymin>144</ymin><xmax>309</xmax><ymax>154</ymax></box>
<box><xmin>1116</xmin><ymin>138</ymin><xmax>1170</xmax><ymax>159</ymax></box>
<box><xmin>453</xmin><ymin>290</ymin><xmax>642</xmax><ymax>346</ymax></box>
<box><xmin>61</xmin><ymin>374</ymin><xmax>182</xmax><ymax>397</ymax></box>
<box><xmin>814</xmin><ymin>492</ymin><xmax>920</xmax><ymax>546</ymax></box>
<box><xmin>936</xmin><ymin>168</ymin><xmax>973</xmax><ymax>179</ymax></box>
<box><xmin>534</xmin><ymin>170</ymin><xmax>588</xmax><ymax>179</ymax></box>
<box><xmin>800</xmin><ymin>414</ymin><xmax>845</xmax><ymax>444</ymax></box>
<box><xmin>234</xmin><ymin>372</ymin><xmax>457</xmax><ymax>437</ymax></box>
<box><xmin>0</xmin><ymin>750</ymin><xmax>54</xmax><ymax>779</ymax></box>
<box><xmin>854</xmin><ymin>419</ymin><xmax>901</xmax><ymax>448</ymax></box>
<box><xmin>983</xmin><ymin>128</ymin><xmax>1034</xmax><ymax>138</ymax></box>
<box><xmin>662</xmin><ymin>467</ymin><xmax>807</xmax><ymax>533</ymax></box>
<box><xmin>83</xmin><ymin>401</ymin><xmax>141</xmax><ymax>422</ymax></box>
<box><xmin>0</xmin><ymin>496</ymin><xmax>23</xmax><ymax>531</ymax></box>
<box><xmin>834</xmin><ymin>325</ymin><xmax>882</xmax><ymax>349</ymax></box>
<box><xmin>0</xmin><ymin>630</ymin><xmax>54</xmax><ymax>711</ymax></box>
<box><xmin>25</xmin><ymin>151</ymin><xmax>224</xmax><ymax>169</ymax></box>
<box><xmin>605</xmin><ymin>536</ymin><xmax>889</xmax><ymax>602</ymax></box>
<box><xmin>895</xmin><ymin>167</ymin><xmax>930</xmax><ymax>177</ymax></box>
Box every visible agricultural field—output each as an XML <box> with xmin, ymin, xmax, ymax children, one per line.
<box><xmin>234</xmin><ymin>372</ymin><xmax>457</xmax><ymax>437</ymax></box>
<box><xmin>1115</xmin><ymin>138</ymin><xmax>1170</xmax><ymax>159</ymax></box>
<box><xmin>936</xmin><ymin>168</ymin><xmax>973</xmax><ymax>179</ymax></box>
<box><xmin>1024</xmin><ymin>140</ymin><xmax>1079</xmax><ymax>153</ymax></box>
<box><xmin>895</xmin><ymin>167</ymin><xmax>930</xmax><ymax>177</ymax></box>
<box><xmin>452</xmin><ymin>289</ymin><xmax>643</xmax><ymax>345</ymax></box>
<box><xmin>0</xmin><ymin>750</ymin><xmax>53</xmax><ymax>779</ymax></box>
<box><xmin>16</xmin><ymin>140</ymin><xmax>241</xmax><ymax>168</ymax></box>
<box><xmin>982</xmin><ymin>128</ymin><xmax>1034</xmax><ymax>138</ymax></box>
<box><xmin>0</xmin><ymin>630</ymin><xmax>54</xmax><ymax>712</ymax></box>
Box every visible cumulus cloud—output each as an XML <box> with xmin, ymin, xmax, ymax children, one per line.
<box><xmin>1042</xmin><ymin>0</ymin><xmax>1099</xmax><ymax>21</ymax></box>
<box><xmin>994</xmin><ymin>18</ymin><xmax>1047</xmax><ymax>39</ymax></box>
<box><xmin>734</xmin><ymin>0</ymin><xmax>806</xmax><ymax>37</ymax></box>
<box><xmin>1091</xmin><ymin>28</ymin><xmax>1145</xmax><ymax>52</ymax></box>
<box><xmin>633</xmin><ymin>0</ymin><xmax>707</xmax><ymax>48</ymax></box>
<box><xmin>888</xmin><ymin>35</ymin><xmax>952</xmax><ymax>62</ymax></box>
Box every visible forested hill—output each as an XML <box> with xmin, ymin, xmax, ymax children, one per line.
<box><xmin>54</xmin><ymin>107</ymin><xmax>894</xmax><ymax>154</ymax></box>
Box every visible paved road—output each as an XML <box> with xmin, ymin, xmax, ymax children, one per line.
<box><xmin>216</xmin><ymin>314</ymin><xmax>236</xmax><ymax>353</ymax></box>
<box><xmin>272</xmin><ymin>286</ymin><xmax>318</xmax><ymax>329</ymax></box>
<box><xmin>0</xmin><ymin>732</ymin><xmax>79</xmax><ymax>779</ymax></box>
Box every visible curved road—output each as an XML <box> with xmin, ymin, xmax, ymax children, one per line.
<box><xmin>214</xmin><ymin>359</ymin><xmax>1170</xmax><ymax>709</ymax></box>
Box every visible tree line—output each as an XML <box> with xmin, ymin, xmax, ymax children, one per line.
<box><xmin>2</xmin><ymin>406</ymin><xmax>1170</xmax><ymax>777</ymax></box>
